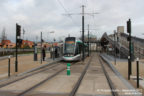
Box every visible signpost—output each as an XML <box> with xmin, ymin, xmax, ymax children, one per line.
<box><xmin>34</xmin><ymin>43</ymin><xmax>37</xmax><ymax>61</ymax></box>
<box><xmin>136</xmin><ymin>58</ymin><xmax>139</xmax><ymax>88</ymax></box>
<box><xmin>15</xmin><ymin>23</ymin><xmax>21</xmax><ymax>72</ymax></box>
<box><xmin>127</xmin><ymin>19</ymin><xmax>132</xmax><ymax>79</ymax></box>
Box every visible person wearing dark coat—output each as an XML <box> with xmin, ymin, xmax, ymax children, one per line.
<box><xmin>42</xmin><ymin>46</ymin><xmax>46</xmax><ymax>61</ymax></box>
<box><xmin>55</xmin><ymin>47</ymin><xmax>58</xmax><ymax>58</ymax></box>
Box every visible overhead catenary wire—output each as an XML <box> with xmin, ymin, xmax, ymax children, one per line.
<box><xmin>83</xmin><ymin>0</ymin><xmax>101</xmax><ymax>39</ymax></box>
<box><xmin>56</xmin><ymin>0</ymin><xmax>98</xmax><ymax>39</ymax></box>
<box><xmin>56</xmin><ymin>0</ymin><xmax>78</xmax><ymax>26</ymax></box>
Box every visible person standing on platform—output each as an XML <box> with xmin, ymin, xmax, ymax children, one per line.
<box><xmin>55</xmin><ymin>47</ymin><xmax>58</xmax><ymax>58</ymax></box>
<box><xmin>42</xmin><ymin>45</ymin><xmax>46</xmax><ymax>61</ymax></box>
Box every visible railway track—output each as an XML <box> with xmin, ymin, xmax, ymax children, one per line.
<box><xmin>0</xmin><ymin>53</ymin><xmax>139</xmax><ymax>96</ymax></box>
<box><xmin>69</xmin><ymin>54</ymin><xmax>119</xmax><ymax>96</ymax></box>
<box><xmin>16</xmin><ymin>61</ymin><xmax>79</xmax><ymax>96</ymax></box>
<box><xmin>17</xmin><ymin>67</ymin><xmax>66</xmax><ymax>96</ymax></box>
<box><xmin>69</xmin><ymin>55</ymin><xmax>93</xmax><ymax>96</ymax></box>
<box><xmin>0</xmin><ymin>61</ymin><xmax>63</xmax><ymax>88</ymax></box>
<box><xmin>0</xmin><ymin>61</ymin><xmax>77</xmax><ymax>96</ymax></box>
<box><xmin>99</xmin><ymin>56</ymin><xmax>118</xmax><ymax>96</ymax></box>
<box><xmin>0</xmin><ymin>56</ymin><xmax>92</xmax><ymax>96</ymax></box>
<box><xmin>99</xmin><ymin>55</ymin><xmax>142</xmax><ymax>96</ymax></box>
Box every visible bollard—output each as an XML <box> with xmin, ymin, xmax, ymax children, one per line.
<box><xmin>34</xmin><ymin>43</ymin><xmax>38</xmax><ymax>61</ymax></box>
<box><xmin>52</xmin><ymin>47</ymin><xmax>55</xmax><ymax>60</ymax></box>
<box><xmin>128</xmin><ymin>56</ymin><xmax>130</xmax><ymax>80</ymax></box>
<box><xmin>8</xmin><ymin>56</ymin><xmax>11</xmax><ymax>77</ymax></box>
<box><xmin>67</xmin><ymin>63</ymin><xmax>71</xmax><ymax>76</ymax></box>
<box><xmin>136</xmin><ymin>58</ymin><xmax>139</xmax><ymax>88</ymax></box>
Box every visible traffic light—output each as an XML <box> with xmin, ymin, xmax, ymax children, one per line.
<box><xmin>17</xmin><ymin>39</ymin><xmax>23</xmax><ymax>44</ymax></box>
<box><xmin>127</xmin><ymin>19</ymin><xmax>131</xmax><ymax>41</ymax></box>
<box><xmin>127</xmin><ymin>36</ymin><xmax>130</xmax><ymax>41</ymax></box>
<box><xmin>127</xmin><ymin>19</ymin><xmax>131</xmax><ymax>33</ymax></box>
<box><xmin>16</xmin><ymin>24</ymin><xmax>21</xmax><ymax>36</ymax></box>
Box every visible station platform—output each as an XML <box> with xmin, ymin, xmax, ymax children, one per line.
<box><xmin>0</xmin><ymin>53</ymin><xmax>61</xmax><ymax>81</ymax></box>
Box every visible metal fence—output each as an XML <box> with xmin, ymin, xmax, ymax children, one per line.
<box><xmin>0</xmin><ymin>48</ymin><xmax>34</xmax><ymax>57</ymax></box>
<box><xmin>0</xmin><ymin>48</ymin><xmax>34</xmax><ymax>52</ymax></box>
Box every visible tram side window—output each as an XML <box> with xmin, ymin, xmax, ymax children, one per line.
<box><xmin>79</xmin><ymin>44</ymin><xmax>82</xmax><ymax>54</ymax></box>
<box><xmin>75</xmin><ymin>43</ymin><xmax>79</xmax><ymax>55</ymax></box>
<box><xmin>85</xmin><ymin>46</ymin><xmax>88</xmax><ymax>52</ymax></box>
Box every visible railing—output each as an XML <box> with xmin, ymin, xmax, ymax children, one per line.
<box><xmin>0</xmin><ymin>48</ymin><xmax>34</xmax><ymax>52</ymax></box>
<box><xmin>119</xmin><ymin>37</ymin><xmax>144</xmax><ymax>59</ymax></box>
<box><xmin>0</xmin><ymin>48</ymin><xmax>34</xmax><ymax>57</ymax></box>
<box><xmin>105</xmin><ymin>35</ymin><xmax>129</xmax><ymax>58</ymax></box>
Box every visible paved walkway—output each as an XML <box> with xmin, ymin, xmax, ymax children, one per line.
<box><xmin>103</xmin><ymin>54</ymin><xmax>144</xmax><ymax>95</ymax></box>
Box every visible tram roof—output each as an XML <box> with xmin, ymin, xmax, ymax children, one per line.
<box><xmin>76</xmin><ymin>40</ymin><xmax>88</xmax><ymax>46</ymax></box>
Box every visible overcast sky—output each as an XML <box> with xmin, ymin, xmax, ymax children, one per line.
<box><xmin>0</xmin><ymin>0</ymin><xmax>144</xmax><ymax>42</ymax></box>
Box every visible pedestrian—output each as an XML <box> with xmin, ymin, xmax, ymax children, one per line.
<box><xmin>42</xmin><ymin>45</ymin><xmax>46</xmax><ymax>61</ymax></box>
<box><xmin>50</xmin><ymin>47</ymin><xmax>52</xmax><ymax>58</ymax></box>
<box><xmin>55</xmin><ymin>47</ymin><xmax>58</xmax><ymax>58</ymax></box>
<box><xmin>50</xmin><ymin>46</ymin><xmax>54</xmax><ymax>59</ymax></box>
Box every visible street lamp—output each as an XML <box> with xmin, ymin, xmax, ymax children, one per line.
<box><xmin>47</xmin><ymin>31</ymin><xmax>55</xmax><ymax>42</ymax></box>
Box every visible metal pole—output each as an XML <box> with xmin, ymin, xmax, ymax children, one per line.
<box><xmin>52</xmin><ymin>44</ymin><xmax>54</xmax><ymax>60</ymax></box>
<box><xmin>136</xmin><ymin>58</ymin><xmax>139</xmax><ymax>88</ymax></box>
<box><xmin>41</xmin><ymin>32</ymin><xmax>42</xmax><ymax>64</ymax></box>
<box><xmin>139</xmin><ymin>47</ymin><xmax>140</xmax><ymax>59</ymax></box>
<box><xmin>129</xmin><ymin>19</ymin><xmax>132</xmax><ymax>75</ymax></box>
<box><xmin>114</xmin><ymin>30</ymin><xmax>116</xmax><ymax>65</ymax></box>
<box><xmin>34</xmin><ymin>43</ymin><xmax>37</xmax><ymax>61</ymax></box>
<box><xmin>82</xmin><ymin>5</ymin><xmax>85</xmax><ymax>61</ymax></box>
<box><xmin>90</xmin><ymin>37</ymin><xmax>91</xmax><ymax>54</ymax></box>
<box><xmin>15</xmin><ymin>24</ymin><xmax>18</xmax><ymax>72</ymax></box>
<box><xmin>8</xmin><ymin>56</ymin><xmax>11</xmax><ymax>77</ymax></box>
<box><xmin>53</xmin><ymin>38</ymin><xmax>56</xmax><ymax>60</ymax></box>
<box><xmin>88</xmin><ymin>24</ymin><xmax>89</xmax><ymax>56</ymax></box>
<box><xmin>128</xmin><ymin>56</ymin><xmax>130</xmax><ymax>80</ymax></box>
<box><xmin>96</xmin><ymin>42</ymin><xmax>98</xmax><ymax>52</ymax></box>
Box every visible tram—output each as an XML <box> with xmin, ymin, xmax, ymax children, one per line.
<box><xmin>62</xmin><ymin>37</ymin><xmax>88</xmax><ymax>61</ymax></box>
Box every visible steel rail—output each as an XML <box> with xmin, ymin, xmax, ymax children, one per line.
<box><xmin>17</xmin><ymin>68</ymin><xmax>65</xmax><ymax>96</ymax></box>
<box><xmin>99</xmin><ymin>56</ymin><xmax>118</xmax><ymax>96</ymax></box>
<box><xmin>0</xmin><ymin>61</ymin><xmax>63</xmax><ymax>88</ymax></box>
<box><xmin>69</xmin><ymin>55</ymin><xmax>93</xmax><ymax>96</ymax></box>
<box><xmin>17</xmin><ymin>62</ymin><xmax>76</xmax><ymax>96</ymax></box>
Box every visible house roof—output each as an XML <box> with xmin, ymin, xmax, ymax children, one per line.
<box><xmin>1</xmin><ymin>40</ymin><xmax>11</xmax><ymax>45</ymax></box>
<box><xmin>22</xmin><ymin>40</ymin><xmax>34</xmax><ymax>45</ymax></box>
<box><xmin>53</xmin><ymin>42</ymin><xmax>58</xmax><ymax>46</ymax></box>
<box><xmin>8</xmin><ymin>43</ymin><xmax>16</xmax><ymax>46</ymax></box>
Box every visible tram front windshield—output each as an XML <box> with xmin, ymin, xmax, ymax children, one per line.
<box><xmin>64</xmin><ymin>41</ymin><xmax>75</xmax><ymax>54</ymax></box>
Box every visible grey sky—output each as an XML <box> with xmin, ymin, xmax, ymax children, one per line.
<box><xmin>0</xmin><ymin>0</ymin><xmax>144</xmax><ymax>42</ymax></box>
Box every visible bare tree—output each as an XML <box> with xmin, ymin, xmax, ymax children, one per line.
<box><xmin>1</xmin><ymin>27</ymin><xmax>7</xmax><ymax>42</ymax></box>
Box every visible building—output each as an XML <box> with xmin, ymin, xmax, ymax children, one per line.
<box><xmin>84</xmin><ymin>34</ymin><xmax>97</xmax><ymax>43</ymax></box>
<box><xmin>21</xmin><ymin>40</ymin><xmax>34</xmax><ymax>48</ymax></box>
<box><xmin>7</xmin><ymin>43</ymin><xmax>16</xmax><ymax>48</ymax></box>
<box><xmin>1</xmin><ymin>40</ymin><xmax>16</xmax><ymax>48</ymax></box>
<box><xmin>37</xmin><ymin>42</ymin><xmax>51</xmax><ymax>48</ymax></box>
<box><xmin>1</xmin><ymin>40</ymin><xmax>11</xmax><ymax>45</ymax></box>
<box><xmin>117</xmin><ymin>26</ymin><xmax>124</xmax><ymax>33</ymax></box>
<box><xmin>0</xmin><ymin>43</ymin><xmax>2</xmax><ymax>48</ymax></box>
<box><xmin>37</xmin><ymin>42</ymin><xmax>62</xmax><ymax>49</ymax></box>
<box><xmin>53</xmin><ymin>42</ymin><xmax>58</xmax><ymax>46</ymax></box>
